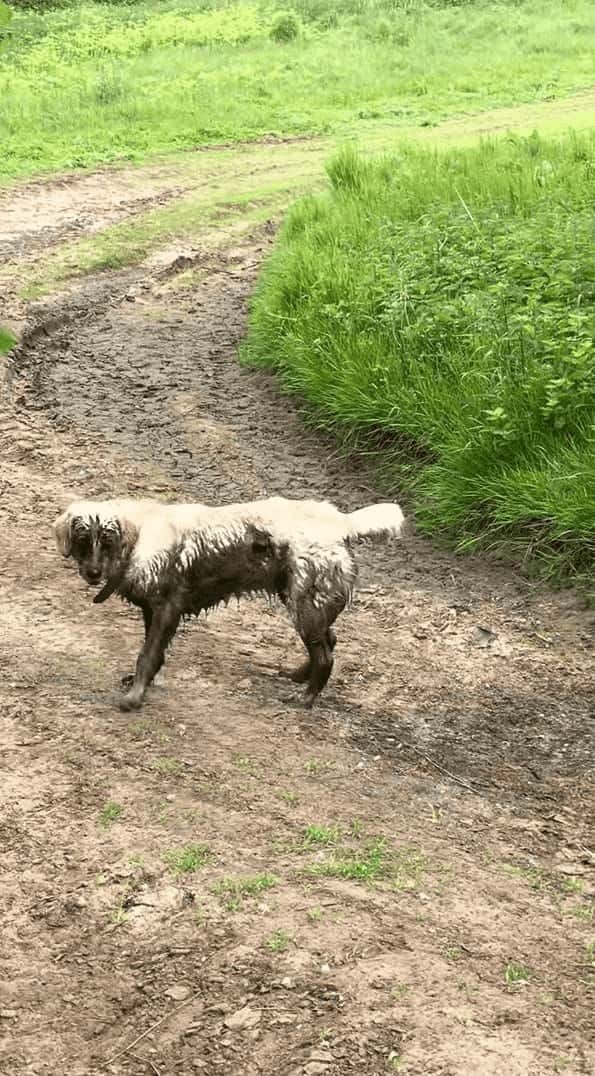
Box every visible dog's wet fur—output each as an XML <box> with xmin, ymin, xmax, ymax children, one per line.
<box><xmin>54</xmin><ymin>496</ymin><xmax>404</xmax><ymax>712</ymax></box>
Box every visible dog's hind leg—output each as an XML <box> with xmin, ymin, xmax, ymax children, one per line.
<box><xmin>294</xmin><ymin>596</ymin><xmax>345</xmax><ymax>708</ymax></box>
<box><xmin>121</xmin><ymin>603</ymin><xmax>153</xmax><ymax>688</ymax></box>
<box><xmin>282</xmin><ymin>627</ymin><xmax>336</xmax><ymax>684</ymax></box>
<box><xmin>119</xmin><ymin>603</ymin><xmax>180</xmax><ymax>712</ymax></box>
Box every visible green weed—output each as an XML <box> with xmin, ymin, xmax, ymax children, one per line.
<box><xmin>265</xmin><ymin>928</ymin><xmax>293</xmax><ymax>952</ymax></box>
<box><xmin>99</xmin><ymin>802</ymin><xmax>123</xmax><ymax>827</ymax></box>
<box><xmin>215</xmin><ymin>873</ymin><xmax>277</xmax><ymax>909</ymax></box>
<box><xmin>152</xmin><ymin>757</ymin><xmax>181</xmax><ymax>775</ymax></box>
<box><xmin>505</xmin><ymin>961</ymin><xmax>533</xmax><ymax>987</ymax></box>
<box><xmin>302</xmin><ymin>824</ymin><xmax>340</xmax><ymax>847</ymax></box>
<box><xmin>165</xmin><ymin>844</ymin><xmax>211</xmax><ymax>874</ymax></box>
<box><xmin>244</xmin><ymin>131</ymin><xmax>595</xmax><ymax>585</ymax></box>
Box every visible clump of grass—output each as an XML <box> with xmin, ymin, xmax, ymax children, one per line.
<box><xmin>302</xmin><ymin>824</ymin><xmax>341</xmax><ymax>847</ymax></box>
<box><xmin>165</xmin><ymin>844</ymin><xmax>211</xmax><ymax>874</ymax></box>
<box><xmin>244</xmin><ymin>131</ymin><xmax>595</xmax><ymax>585</ymax></box>
<box><xmin>152</xmin><ymin>756</ymin><xmax>181</xmax><ymax>775</ymax></box>
<box><xmin>215</xmin><ymin>873</ymin><xmax>277</xmax><ymax>909</ymax></box>
<box><xmin>99</xmin><ymin>802</ymin><xmax>123</xmax><ymax>827</ymax></box>
<box><xmin>305</xmin><ymin>836</ymin><xmax>425</xmax><ymax>887</ymax></box>
<box><xmin>505</xmin><ymin>961</ymin><xmax>533</xmax><ymax>987</ymax></box>
<box><xmin>265</xmin><ymin>928</ymin><xmax>293</xmax><ymax>952</ymax></box>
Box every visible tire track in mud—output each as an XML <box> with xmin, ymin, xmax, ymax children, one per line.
<box><xmin>10</xmin><ymin>236</ymin><xmax>594</xmax><ymax>796</ymax></box>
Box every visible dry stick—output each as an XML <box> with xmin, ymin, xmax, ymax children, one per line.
<box><xmin>406</xmin><ymin>744</ymin><xmax>484</xmax><ymax>796</ymax></box>
<box><xmin>130</xmin><ymin>1055</ymin><xmax>162</xmax><ymax>1076</ymax></box>
<box><xmin>105</xmin><ymin>991</ymin><xmax>201</xmax><ymax>1067</ymax></box>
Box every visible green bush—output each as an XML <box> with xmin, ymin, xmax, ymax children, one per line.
<box><xmin>243</xmin><ymin>133</ymin><xmax>595</xmax><ymax>583</ymax></box>
<box><xmin>270</xmin><ymin>10</ymin><xmax>300</xmax><ymax>43</ymax></box>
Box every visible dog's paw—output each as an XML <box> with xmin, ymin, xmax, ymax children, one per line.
<box><xmin>119</xmin><ymin>692</ymin><xmax>143</xmax><ymax>713</ymax></box>
<box><xmin>120</xmin><ymin>673</ymin><xmax>134</xmax><ymax>688</ymax></box>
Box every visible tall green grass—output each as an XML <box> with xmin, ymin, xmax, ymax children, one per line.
<box><xmin>1</xmin><ymin>0</ymin><xmax>594</xmax><ymax>179</ymax></box>
<box><xmin>243</xmin><ymin>133</ymin><xmax>595</xmax><ymax>583</ymax></box>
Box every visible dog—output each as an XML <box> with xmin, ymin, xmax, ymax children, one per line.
<box><xmin>54</xmin><ymin>495</ymin><xmax>404</xmax><ymax>712</ymax></box>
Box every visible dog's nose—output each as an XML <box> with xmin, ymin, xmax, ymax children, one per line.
<box><xmin>87</xmin><ymin>571</ymin><xmax>102</xmax><ymax>585</ymax></box>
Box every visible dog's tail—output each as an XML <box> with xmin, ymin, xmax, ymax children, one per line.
<box><xmin>343</xmin><ymin>502</ymin><xmax>405</xmax><ymax>543</ymax></box>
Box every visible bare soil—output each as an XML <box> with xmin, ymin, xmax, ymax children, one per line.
<box><xmin>1</xmin><ymin>134</ymin><xmax>594</xmax><ymax>1076</ymax></box>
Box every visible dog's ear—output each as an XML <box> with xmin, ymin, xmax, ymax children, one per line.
<box><xmin>119</xmin><ymin>517</ymin><xmax>139</xmax><ymax>557</ymax></box>
<box><xmin>54</xmin><ymin>511</ymin><xmax>73</xmax><ymax>557</ymax></box>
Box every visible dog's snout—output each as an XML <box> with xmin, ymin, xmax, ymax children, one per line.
<box><xmin>85</xmin><ymin>569</ymin><xmax>102</xmax><ymax>585</ymax></box>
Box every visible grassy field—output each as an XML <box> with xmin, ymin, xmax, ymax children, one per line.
<box><xmin>1</xmin><ymin>0</ymin><xmax>594</xmax><ymax>180</ymax></box>
<box><xmin>243</xmin><ymin>133</ymin><xmax>595</xmax><ymax>583</ymax></box>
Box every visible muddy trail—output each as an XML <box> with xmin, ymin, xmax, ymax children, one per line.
<box><xmin>1</xmin><ymin>140</ymin><xmax>594</xmax><ymax>1076</ymax></box>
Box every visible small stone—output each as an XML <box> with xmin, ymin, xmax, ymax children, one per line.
<box><xmin>304</xmin><ymin>1064</ymin><xmax>329</xmax><ymax>1075</ymax></box>
<box><xmin>237</xmin><ymin>678</ymin><xmax>252</xmax><ymax>690</ymax></box>
<box><xmin>0</xmin><ymin>1010</ymin><xmax>17</xmax><ymax>1019</ymax></box>
<box><xmin>319</xmin><ymin>963</ymin><xmax>331</xmax><ymax>974</ymax></box>
<box><xmin>281</xmin><ymin>976</ymin><xmax>294</xmax><ymax>988</ymax></box>
<box><xmin>224</xmin><ymin>1005</ymin><xmax>261</xmax><ymax>1031</ymax></box>
<box><xmin>165</xmin><ymin>984</ymin><xmax>192</xmax><ymax>1001</ymax></box>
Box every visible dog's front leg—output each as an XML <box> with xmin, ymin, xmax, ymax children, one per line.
<box><xmin>121</xmin><ymin>603</ymin><xmax>153</xmax><ymax>687</ymax></box>
<box><xmin>119</xmin><ymin>603</ymin><xmax>180</xmax><ymax>712</ymax></box>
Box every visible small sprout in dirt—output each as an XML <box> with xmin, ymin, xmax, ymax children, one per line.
<box><xmin>391</xmin><ymin>982</ymin><xmax>410</xmax><ymax>1000</ymax></box>
<box><xmin>215</xmin><ymin>873</ymin><xmax>277</xmax><ymax>909</ymax></box>
<box><xmin>446</xmin><ymin>945</ymin><xmax>463</xmax><ymax>963</ymax></box>
<box><xmin>128</xmin><ymin>853</ymin><xmax>144</xmax><ymax>867</ymax></box>
<box><xmin>265</xmin><ymin>928</ymin><xmax>293</xmax><ymax>953</ymax></box>
<box><xmin>349</xmin><ymin>818</ymin><xmax>363</xmax><ymax>838</ymax></box>
<box><xmin>561</xmin><ymin>876</ymin><xmax>583</xmax><ymax>895</ymax></box>
<box><xmin>152</xmin><ymin>756</ymin><xmax>181</xmax><ymax>775</ymax></box>
<box><xmin>111</xmin><ymin>901</ymin><xmax>128</xmax><ymax>926</ymax></box>
<box><xmin>505</xmin><ymin>961</ymin><xmax>532</xmax><ymax>988</ymax></box>
<box><xmin>99</xmin><ymin>802</ymin><xmax>123</xmax><ymax>827</ymax></box>
<box><xmin>303</xmin><ymin>824</ymin><xmax>340</xmax><ymax>847</ymax></box>
<box><xmin>501</xmin><ymin>863</ymin><xmax>545</xmax><ymax>890</ymax></box>
<box><xmin>304</xmin><ymin>758</ymin><xmax>334</xmax><ymax>775</ymax></box>
<box><xmin>166</xmin><ymin>844</ymin><xmax>211</xmax><ymax>874</ymax></box>
<box><xmin>307</xmin><ymin>906</ymin><xmax>324</xmax><ymax>923</ymax></box>
<box><xmin>319</xmin><ymin>1027</ymin><xmax>332</xmax><ymax>1042</ymax></box>
<box><xmin>232</xmin><ymin>753</ymin><xmax>256</xmax><ymax>773</ymax></box>
<box><xmin>553</xmin><ymin>1058</ymin><xmax>572</xmax><ymax>1073</ymax></box>
<box><xmin>278</xmin><ymin>788</ymin><xmax>299</xmax><ymax>805</ymax></box>
<box><xmin>129</xmin><ymin>718</ymin><xmax>152</xmax><ymax>738</ymax></box>
<box><xmin>585</xmin><ymin>940</ymin><xmax>595</xmax><ymax>966</ymax></box>
<box><xmin>388</xmin><ymin>1053</ymin><xmax>404</xmax><ymax>1071</ymax></box>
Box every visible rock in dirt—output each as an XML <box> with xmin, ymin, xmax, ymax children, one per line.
<box><xmin>165</xmin><ymin>984</ymin><xmax>192</xmax><ymax>1001</ymax></box>
<box><xmin>224</xmin><ymin>1005</ymin><xmax>261</xmax><ymax>1031</ymax></box>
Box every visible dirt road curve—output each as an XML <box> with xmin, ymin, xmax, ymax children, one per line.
<box><xmin>1</xmin><ymin>147</ymin><xmax>594</xmax><ymax>1076</ymax></box>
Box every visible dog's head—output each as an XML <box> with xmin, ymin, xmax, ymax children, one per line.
<box><xmin>54</xmin><ymin>502</ymin><xmax>138</xmax><ymax>588</ymax></box>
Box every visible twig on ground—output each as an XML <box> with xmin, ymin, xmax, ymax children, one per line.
<box><xmin>105</xmin><ymin>991</ymin><xmax>201</xmax><ymax>1066</ymax></box>
<box><xmin>130</xmin><ymin>1055</ymin><xmax>162</xmax><ymax>1076</ymax></box>
<box><xmin>406</xmin><ymin>744</ymin><xmax>485</xmax><ymax>795</ymax></box>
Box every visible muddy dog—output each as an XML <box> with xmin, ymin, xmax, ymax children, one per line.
<box><xmin>54</xmin><ymin>496</ymin><xmax>404</xmax><ymax>712</ymax></box>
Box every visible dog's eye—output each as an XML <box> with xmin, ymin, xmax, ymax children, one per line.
<box><xmin>101</xmin><ymin>531</ymin><xmax>119</xmax><ymax>549</ymax></box>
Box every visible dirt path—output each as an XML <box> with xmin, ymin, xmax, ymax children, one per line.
<box><xmin>1</xmin><ymin>113</ymin><xmax>594</xmax><ymax>1076</ymax></box>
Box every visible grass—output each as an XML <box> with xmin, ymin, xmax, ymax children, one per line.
<box><xmin>98</xmin><ymin>802</ymin><xmax>123</xmax><ymax>827</ymax></box>
<box><xmin>215</xmin><ymin>872</ymin><xmax>277</xmax><ymax>909</ymax></box>
<box><xmin>505</xmin><ymin>961</ymin><xmax>533</xmax><ymax>987</ymax></box>
<box><xmin>0</xmin><ymin>327</ymin><xmax>15</xmax><ymax>354</ymax></box>
<box><xmin>1</xmin><ymin>0</ymin><xmax>594</xmax><ymax>181</ymax></box>
<box><xmin>305</xmin><ymin>837</ymin><xmax>425</xmax><ymax>887</ymax></box>
<box><xmin>165</xmin><ymin>843</ymin><xmax>211</xmax><ymax>874</ymax></box>
<box><xmin>302</xmin><ymin>823</ymin><xmax>340</xmax><ymax>847</ymax></box>
<box><xmin>265</xmin><ymin>927</ymin><xmax>293</xmax><ymax>952</ymax></box>
<box><xmin>243</xmin><ymin>131</ymin><xmax>595</xmax><ymax>585</ymax></box>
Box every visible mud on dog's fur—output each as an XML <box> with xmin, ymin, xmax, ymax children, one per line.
<box><xmin>54</xmin><ymin>495</ymin><xmax>405</xmax><ymax>712</ymax></box>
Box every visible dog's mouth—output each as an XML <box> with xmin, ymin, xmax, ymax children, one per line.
<box><xmin>82</xmin><ymin>570</ymin><xmax>103</xmax><ymax>586</ymax></box>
